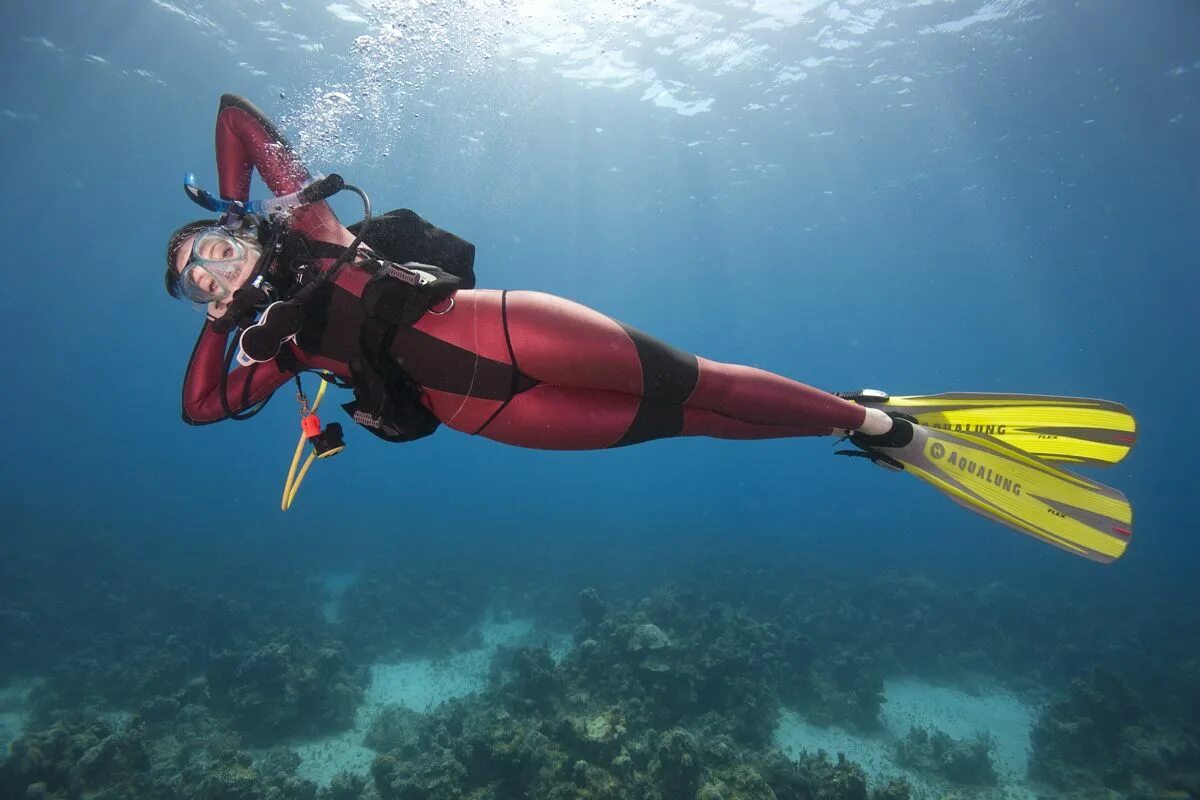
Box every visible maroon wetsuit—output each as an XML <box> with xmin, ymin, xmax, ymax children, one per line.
<box><xmin>181</xmin><ymin>95</ymin><xmax>869</xmax><ymax>447</ymax></box>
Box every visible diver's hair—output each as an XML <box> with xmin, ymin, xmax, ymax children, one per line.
<box><xmin>165</xmin><ymin>219</ymin><xmax>220</xmax><ymax>299</ymax></box>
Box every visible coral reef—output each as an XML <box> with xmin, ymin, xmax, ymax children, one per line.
<box><xmin>893</xmin><ymin>726</ymin><xmax>997</xmax><ymax>785</ymax></box>
<box><xmin>577</xmin><ymin>587</ymin><xmax>607</xmax><ymax>629</ymax></box>
<box><xmin>336</xmin><ymin>563</ymin><xmax>488</xmax><ymax>661</ymax></box>
<box><xmin>2</xmin><ymin>533</ymin><xmax>1197</xmax><ymax>800</ymax></box>
<box><xmin>347</xmin><ymin>586</ymin><xmax>913</xmax><ymax>800</ymax></box>
<box><xmin>1029</xmin><ymin>667</ymin><xmax>1200</xmax><ymax>794</ymax></box>
<box><xmin>206</xmin><ymin>633</ymin><xmax>367</xmax><ymax>744</ymax></box>
<box><xmin>0</xmin><ymin>714</ymin><xmax>147</xmax><ymax>799</ymax></box>
<box><xmin>364</xmin><ymin>704</ymin><xmax>423</xmax><ymax>754</ymax></box>
<box><xmin>0</xmin><ymin>703</ymin><xmax>383</xmax><ymax>800</ymax></box>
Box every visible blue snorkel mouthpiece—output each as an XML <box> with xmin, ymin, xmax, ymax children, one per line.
<box><xmin>183</xmin><ymin>172</ymin><xmax>246</xmax><ymax>216</ymax></box>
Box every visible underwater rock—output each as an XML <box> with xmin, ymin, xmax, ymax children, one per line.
<box><xmin>136</xmin><ymin>675</ymin><xmax>211</xmax><ymax>725</ymax></box>
<box><xmin>339</xmin><ymin>565</ymin><xmax>487</xmax><ymax>661</ymax></box>
<box><xmin>0</xmin><ymin>709</ymin><xmax>325</xmax><ymax>800</ymax></box>
<box><xmin>560</xmin><ymin>707</ymin><xmax>628</xmax><ymax>765</ymax></box>
<box><xmin>584</xmin><ymin>711</ymin><xmax>624</xmax><ymax>745</ymax></box>
<box><xmin>556</xmin><ymin>588</ymin><xmax>787</xmax><ymax>748</ymax></box>
<box><xmin>496</xmin><ymin>645</ymin><xmax>561</xmax><ymax>711</ymax></box>
<box><xmin>364</xmin><ymin>704</ymin><xmax>423</xmax><ymax>755</ymax></box>
<box><xmin>516</xmin><ymin>646</ymin><xmax>560</xmax><ymax>694</ymax></box>
<box><xmin>638</xmin><ymin>654</ymin><xmax>673</xmax><ymax>675</ymax></box>
<box><xmin>756</xmin><ymin>747</ymin><xmax>808</xmax><ymax>798</ymax></box>
<box><xmin>780</xmin><ymin>631</ymin><xmax>816</xmax><ymax>671</ymax></box>
<box><xmin>893</xmin><ymin>725</ymin><xmax>997</xmax><ymax>785</ymax></box>
<box><xmin>372</xmin><ymin>747</ymin><xmax>467</xmax><ymax>800</ymax></box>
<box><xmin>796</xmin><ymin>751</ymin><xmax>870</xmax><ymax>800</ymax></box>
<box><xmin>206</xmin><ymin>634</ymin><xmax>367</xmax><ymax>745</ymax></box>
<box><xmin>577</xmin><ymin>588</ymin><xmax>607</xmax><ymax>627</ymax></box>
<box><xmin>1029</xmin><ymin>666</ymin><xmax>1200</xmax><ymax>793</ymax></box>
<box><xmin>192</xmin><ymin>755</ymin><xmax>264</xmax><ymax>800</ymax></box>
<box><xmin>321</xmin><ymin>770</ymin><xmax>371</xmax><ymax>800</ymax></box>
<box><xmin>759</xmin><ymin>747</ymin><xmax>908</xmax><ymax>800</ymax></box>
<box><xmin>696</xmin><ymin>764</ymin><xmax>776</xmax><ymax>800</ymax></box>
<box><xmin>626</xmin><ymin>623</ymin><xmax>671</xmax><ymax>654</ymax></box>
<box><xmin>1029</xmin><ymin>666</ymin><xmax>1142</xmax><ymax>789</ymax></box>
<box><xmin>70</xmin><ymin>723</ymin><xmax>149</xmax><ymax>794</ymax></box>
<box><xmin>795</xmin><ymin>650</ymin><xmax>885</xmax><ymax>731</ymax></box>
<box><xmin>651</xmin><ymin>727</ymin><xmax>703</xmax><ymax>798</ymax></box>
<box><xmin>563</xmin><ymin>759</ymin><xmax>622</xmax><ymax>800</ymax></box>
<box><xmin>1122</xmin><ymin>722</ymin><xmax>1200</xmax><ymax>787</ymax></box>
<box><xmin>187</xmin><ymin>747</ymin><xmax>318</xmax><ymax>800</ymax></box>
<box><xmin>136</xmin><ymin>694</ymin><xmax>181</xmax><ymax>724</ymax></box>
<box><xmin>457</xmin><ymin>704</ymin><xmax>569</xmax><ymax>794</ymax></box>
<box><xmin>143</xmin><ymin>700</ymin><xmax>243</xmax><ymax>786</ymax></box>
<box><xmin>0</xmin><ymin>714</ymin><xmax>144</xmax><ymax>800</ymax></box>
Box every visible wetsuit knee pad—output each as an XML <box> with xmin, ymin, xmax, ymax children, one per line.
<box><xmin>618</xmin><ymin>322</ymin><xmax>699</xmax><ymax>404</ymax></box>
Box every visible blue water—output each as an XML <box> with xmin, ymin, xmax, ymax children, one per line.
<box><xmin>8</xmin><ymin>1</ymin><xmax>1195</xmax><ymax>571</ymax></box>
<box><xmin>0</xmin><ymin>0</ymin><xmax>1198</xmax><ymax>794</ymax></box>
<box><xmin>3</xmin><ymin>3</ymin><xmax>1197</xmax><ymax>581</ymax></box>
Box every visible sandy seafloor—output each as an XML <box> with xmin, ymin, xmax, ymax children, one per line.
<box><xmin>0</xmin><ymin>681</ymin><xmax>32</xmax><ymax>758</ymax></box>
<box><xmin>776</xmin><ymin>681</ymin><xmax>1038</xmax><ymax>800</ymax></box>
<box><xmin>284</xmin><ymin>614</ymin><xmax>573</xmax><ymax>787</ymax></box>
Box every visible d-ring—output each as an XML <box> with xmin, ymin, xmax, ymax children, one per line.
<box><xmin>429</xmin><ymin>296</ymin><xmax>455</xmax><ymax>315</ymax></box>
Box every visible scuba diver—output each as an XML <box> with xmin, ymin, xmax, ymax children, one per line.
<box><xmin>168</xmin><ymin>94</ymin><xmax>1137</xmax><ymax>563</ymax></box>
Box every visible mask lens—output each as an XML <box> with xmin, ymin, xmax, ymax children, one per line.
<box><xmin>178</xmin><ymin>228</ymin><xmax>255</xmax><ymax>304</ymax></box>
<box><xmin>192</xmin><ymin>229</ymin><xmax>245</xmax><ymax>264</ymax></box>
<box><xmin>180</xmin><ymin>264</ymin><xmax>234</xmax><ymax>304</ymax></box>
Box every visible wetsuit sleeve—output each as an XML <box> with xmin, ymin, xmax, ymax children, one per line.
<box><xmin>181</xmin><ymin>324</ymin><xmax>294</xmax><ymax>425</ymax></box>
<box><xmin>214</xmin><ymin>93</ymin><xmax>356</xmax><ymax>247</ymax></box>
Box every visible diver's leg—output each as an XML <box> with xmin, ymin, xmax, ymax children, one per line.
<box><xmin>681</xmin><ymin>407</ymin><xmax>831</xmax><ymax>439</ymax></box>
<box><xmin>475</xmin><ymin>384</ymin><xmax>831</xmax><ymax>450</ymax></box>
<box><xmin>473</xmin><ymin>385</ymin><xmax>637</xmax><ymax>449</ymax></box>
<box><xmin>686</xmin><ymin>357</ymin><xmax>866</xmax><ymax>434</ymax></box>
<box><xmin>503</xmin><ymin>291</ymin><xmax>877</xmax><ymax>435</ymax></box>
<box><xmin>501</xmin><ymin>291</ymin><xmax>644</xmax><ymax>395</ymax></box>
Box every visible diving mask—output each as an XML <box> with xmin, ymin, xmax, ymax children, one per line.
<box><xmin>179</xmin><ymin>228</ymin><xmax>261</xmax><ymax>305</ymax></box>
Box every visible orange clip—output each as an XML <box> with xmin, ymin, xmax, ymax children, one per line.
<box><xmin>300</xmin><ymin>414</ymin><xmax>322</xmax><ymax>438</ymax></box>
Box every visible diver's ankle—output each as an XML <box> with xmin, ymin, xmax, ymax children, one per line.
<box><xmin>833</xmin><ymin>407</ymin><xmax>894</xmax><ymax>439</ymax></box>
<box><xmin>858</xmin><ymin>407</ymin><xmax>893</xmax><ymax>435</ymax></box>
<box><xmin>853</xmin><ymin>414</ymin><xmax>915</xmax><ymax>448</ymax></box>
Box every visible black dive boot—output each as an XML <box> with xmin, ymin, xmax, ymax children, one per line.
<box><xmin>835</xmin><ymin>413</ymin><xmax>918</xmax><ymax>471</ymax></box>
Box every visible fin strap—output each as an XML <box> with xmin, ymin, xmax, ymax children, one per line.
<box><xmin>834</xmin><ymin>449</ymin><xmax>905</xmax><ymax>472</ymax></box>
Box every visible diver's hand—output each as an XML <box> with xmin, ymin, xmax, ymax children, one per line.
<box><xmin>210</xmin><ymin>284</ymin><xmax>271</xmax><ymax>333</ymax></box>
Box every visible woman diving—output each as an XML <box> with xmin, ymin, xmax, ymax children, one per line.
<box><xmin>167</xmin><ymin>94</ymin><xmax>1135</xmax><ymax>563</ymax></box>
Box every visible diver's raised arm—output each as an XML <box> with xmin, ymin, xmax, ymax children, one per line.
<box><xmin>181</xmin><ymin>322</ymin><xmax>295</xmax><ymax>425</ymax></box>
<box><xmin>214</xmin><ymin>93</ymin><xmax>355</xmax><ymax>247</ymax></box>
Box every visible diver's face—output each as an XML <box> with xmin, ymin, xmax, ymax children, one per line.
<box><xmin>174</xmin><ymin>233</ymin><xmax>262</xmax><ymax>318</ymax></box>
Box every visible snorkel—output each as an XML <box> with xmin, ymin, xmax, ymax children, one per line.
<box><xmin>183</xmin><ymin>171</ymin><xmax>348</xmax><ymax>228</ymax></box>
